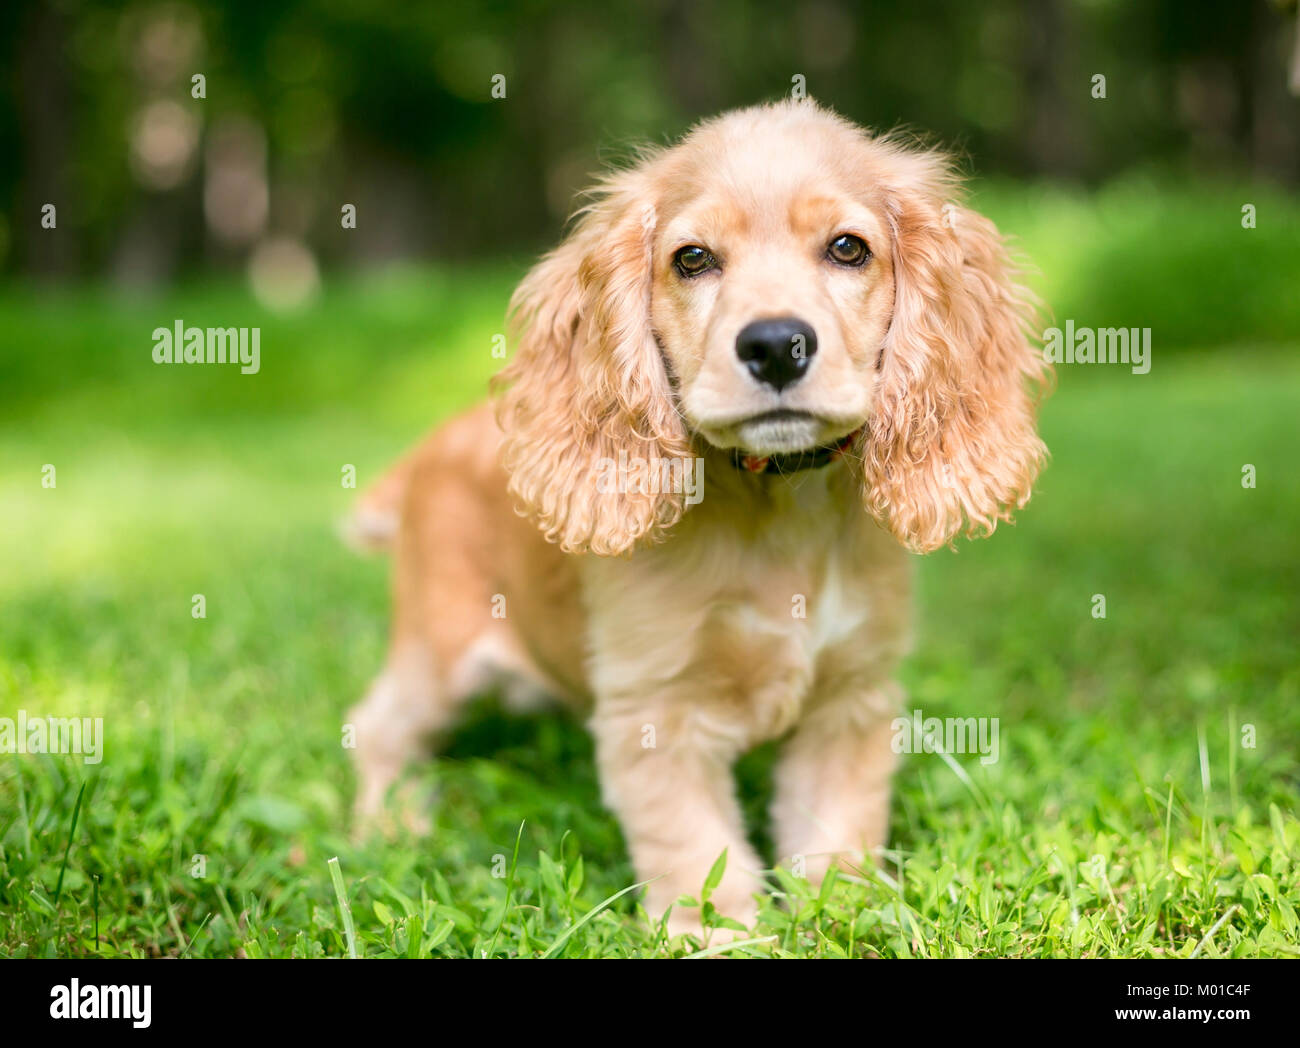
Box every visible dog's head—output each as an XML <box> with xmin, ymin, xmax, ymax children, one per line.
<box><xmin>495</xmin><ymin>101</ymin><xmax>1050</xmax><ymax>555</ymax></box>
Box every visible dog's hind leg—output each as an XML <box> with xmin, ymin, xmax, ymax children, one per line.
<box><xmin>347</xmin><ymin>642</ymin><xmax>451</xmax><ymax>836</ymax></box>
<box><xmin>346</xmin><ymin>428</ymin><xmax>551</xmax><ymax>836</ymax></box>
<box><xmin>348</xmin><ymin>627</ymin><xmax>546</xmax><ymax>836</ymax></box>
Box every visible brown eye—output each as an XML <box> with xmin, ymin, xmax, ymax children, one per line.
<box><xmin>673</xmin><ymin>245</ymin><xmax>716</xmax><ymax>277</ymax></box>
<box><xmin>827</xmin><ymin>234</ymin><xmax>871</xmax><ymax>266</ymax></box>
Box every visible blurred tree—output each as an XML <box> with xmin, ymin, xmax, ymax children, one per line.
<box><xmin>0</xmin><ymin>0</ymin><xmax>1295</xmax><ymax>280</ymax></box>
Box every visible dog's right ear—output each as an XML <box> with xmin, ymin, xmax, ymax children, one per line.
<box><xmin>493</xmin><ymin>167</ymin><xmax>690</xmax><ymax>556</ymax></box>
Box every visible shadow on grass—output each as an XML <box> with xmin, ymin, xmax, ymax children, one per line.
<box><xmin>438</xmin><ymin>695</ymin><xmax>786</xmax><ymax>865</ymax></box>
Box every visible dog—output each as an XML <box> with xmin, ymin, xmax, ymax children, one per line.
<box><xmin>345</xmin><ymin>100</ymin><xmax>1050</xmax><ymax>937</ymax></box>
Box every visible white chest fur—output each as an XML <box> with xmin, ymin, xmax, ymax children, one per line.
<box><xmin>805</xmin><ymin>546</ymin><xmax>873</xmax><ymax>657</ymax></box>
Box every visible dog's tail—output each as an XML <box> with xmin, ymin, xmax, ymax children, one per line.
<box><xmin>339</xmin><ymin>453</ymin><xmax>416</xmax><ymax>554</ymax></box>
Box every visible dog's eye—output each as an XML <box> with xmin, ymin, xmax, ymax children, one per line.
<box><xmin>673</xmin><ymin>245</ymin><xmax>717</xmax><ymax>277</ymax></box>
<box><xmin>827</xmin><ymin>234</ymin><xmax>871</xmax><ymax>267</ymax></box>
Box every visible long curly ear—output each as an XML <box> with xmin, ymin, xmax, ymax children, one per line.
<box><xmin>493</xmin><ymin>169</ymin><xmax>690</xmax><ymax>555</ymax></box>
<box><xmin>865</xmin><ymin>153</ymin><xmax>1051</xmax><ymax>552</ymax></box>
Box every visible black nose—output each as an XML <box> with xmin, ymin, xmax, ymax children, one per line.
<box><xmin>735</xmin><ymin>317</ymin><xmax>818</xmax><ymax>391</ymax></box>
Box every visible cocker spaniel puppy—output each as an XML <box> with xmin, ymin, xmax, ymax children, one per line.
<box><xmin>346</xmin><ymin>100</ymin><xmax>1050</xmax><ymax>936</ymax></box>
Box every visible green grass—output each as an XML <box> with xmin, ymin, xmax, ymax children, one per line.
<box><xmin>1</xmin><ymin>185</ymin><xmax>1299</xmax><ymax>958</ymax></box>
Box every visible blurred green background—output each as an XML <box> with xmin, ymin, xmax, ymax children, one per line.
<box><xmin>0</xmin><ymin>0</ymin><xmax>1298</xmax><ymax>957</ymax></box>
<box><xmin>1</xmin><ymin>0</ymin><xmax>1299</xmax><ymax>274</ymax></box>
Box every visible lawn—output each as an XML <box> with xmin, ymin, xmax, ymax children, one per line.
<box><xmin>1</xmin><ymin>184</ymin><xmax>1298</xmax><ymax>958</ymax></box>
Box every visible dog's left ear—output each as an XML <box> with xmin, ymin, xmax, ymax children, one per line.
<box><xmin>864</xmin><ymin>153</ymin><xmax>1052</xmax><ymax>552</ymax></box>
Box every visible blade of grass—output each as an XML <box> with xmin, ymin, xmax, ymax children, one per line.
<box><xmin>683</xmin><ymin>935</ymin><xmax>778</xmax><ymax>959</ymax></box>
<box><xmin>934</xmin><ymin>748</ymin><xmax>994</xmax><ymax>820</ymax></box>
<box><xmin>53</xmin><ymin>781</ymin><xmax>86</xmax><ymax>908</ymax></box>
<box><xmin>179</xmin><ymin>912</ymin><xmax>212</xmax><ymax>958</ymax></box>
<box><xmin>486</xmin><ymin>820</ymin><xmax>525</xmax><ymax>959</ymax></box>
<box><xmin>327</xmin><ymin>856</ymin><xmax>358</xmax><ymax>959</ymax></box>
<box><xmin>17</xmin><ymin>766</ymin><xmax>32</xmax><ymax>854</ymax></box>
<box><xmin>541</xmin><ymin>878</ymin><xmax>655</xmax><ymax>958</ymax></box>
<box><xmin>1227</xmin><ymin>707</ymin><xmax>1239</xmax><ymax>815</ymax></box>
<box><xmin>1197</xmin><ymin>721</ymin><xmax>1211</xmax><ymax>798</ymax></box>
<box><xmin>1190</xmin><ymin>904</ymin><xmax>1239</xmax><ymax>958</ymax></box>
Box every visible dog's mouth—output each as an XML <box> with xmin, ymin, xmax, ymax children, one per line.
<box><xmin>695</xmin><ymin>409</ymin><xmax>863</xmax><ymax>474</ymax></box>
<box><xmin>736</xmin><ymin>409</ymin><xmax>861</xmax><ymax>453</ymax></box>
<box><xmin>732</xmin><ymin>409</ymin><xmax>823</xmax><ymax>453</ymax></box>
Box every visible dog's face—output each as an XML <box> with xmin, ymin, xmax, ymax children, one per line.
<box><xmin>496</xmin><ymin>102</ymin><xmax>1050</xmax><ymax>556</ymax></box>
<box><xmin>650</xmin><ymin>116</ymin><xmax>895</xmax><ymax>457</ymax></box>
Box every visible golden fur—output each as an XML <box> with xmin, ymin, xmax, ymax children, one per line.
<box><xmin>346</xmin><ymin>101</ymin><xmax>1050</xmax><ymax>936</ymax></box>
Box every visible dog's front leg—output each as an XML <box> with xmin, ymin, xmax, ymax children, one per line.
<box><xmin>591</xmin><ymin>699</ymin><xmax>764</xmax><ymax>939</ymax></box>
<box><xmin>771</xmin><ymin>684</ymin><xmax>902</xmax><ymax>885</ymax></box>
